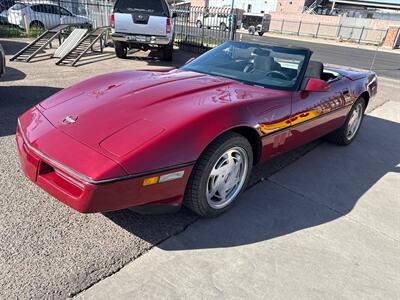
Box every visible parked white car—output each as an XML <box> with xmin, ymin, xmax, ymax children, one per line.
<box><xmin>8</xmin><ymin>2</ymin><xmax>90</xmax><ymax>30</ymax></box>
<box><xmin>196</xmin><ymin>13</ymin><xmax>229</xmax><ymax>31</ymax></box>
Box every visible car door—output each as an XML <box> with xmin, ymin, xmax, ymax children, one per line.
<box><xmin>32</xmin><ymin>4</ymin><xmax>59</xmax><ymax>28</ymax></box>
<box><xmin>58</xmin><ymin>7</ymin><xmax>76</xmax><ymax>24</ymax></box>
<box><xmin>286</xmin><ymin>76</ymin><xmax>353</xmax><ymax>150</ymax></box>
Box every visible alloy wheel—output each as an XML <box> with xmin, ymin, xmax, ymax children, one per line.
<box><xmin>206</xmin><ymin>147</ymin><xmax>248</xmax><ymax>210</ymax></box>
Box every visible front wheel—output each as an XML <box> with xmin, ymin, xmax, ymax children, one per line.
<box><xmin>196</xmin><ymin>20</ymin><xmax>202</xmax><ymax>28</ymax></box>
<box><xmin>325</xmin><ymin>97</ymin><xmax>366</xmax><ymax>145</ymax></box>
<box><xmin>258</xmin><ymin>31</ymin><xmax>265</xmax><ymax>36</ymax></box>
<box><xmin>184</xmin><ymin>132</ymin><xmax>253</xmax><ymax>217</ymax></box>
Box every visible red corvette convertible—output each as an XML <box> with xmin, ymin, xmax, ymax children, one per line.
<box><xmin>17</xmin><ymin>41</ymin><xmax>377</xmax><ymax>216</ymax></box>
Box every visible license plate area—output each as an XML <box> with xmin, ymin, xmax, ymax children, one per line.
<box><xmin>127</xmin><ymin>35</ymin><xmax>150</xmax><ymax>42</ymax></box>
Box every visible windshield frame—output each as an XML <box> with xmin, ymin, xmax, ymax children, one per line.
<box><xmin>181</xmin><ymin>41</ymin><xmax>312</xmax><ymax>92</ymax></box>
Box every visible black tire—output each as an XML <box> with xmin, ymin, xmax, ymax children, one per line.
<box><xmin>220</xmin><ymin>22</ymin><xmax>227</xmax><ymax>31</ymax></box>
<box><xmin>29</xmin><ymin>21</ymin><xmax>44</xmax><ymax>30</ymax></box>
<box><xmin>114</xmin><ymin>41</ymin><xmax>127</xmax><ymax>59</ymax></box>
<box><xmin>162</xmin><ymin>43</ymin><xmax>173</xmax><ymax>61</ymax></box>
<box><xmin>248</xmin><ymin>26</ymin><xmax>255</xmax><ymax>35</ymax></box>
<box><xmin>258</xmin><ymin>31</ymin><xmax>264</xmax><ymax>36</ymax></box>
<box><xmin>196</xmin><ymin>20</ymin><xmax>202</xmax><ymax>28</ymax></box>
<box><xmin>184</xmin><ymin>132</ymin><xmax>253</xmax><ymax>217</ymax></box>
<box><xmin>325</xmin><ymin>97</ymin><xmax>366</xmax><ymax>145</ymax></box>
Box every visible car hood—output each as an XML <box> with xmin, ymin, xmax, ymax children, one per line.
<box><xmin>38</xmin><ymin>69</ymin><xmax>286</xmax><ymax>168</ymax></box>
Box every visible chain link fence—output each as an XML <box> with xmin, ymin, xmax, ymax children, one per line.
<box><xmin>173</xmin><ymin>6</ymin><xmax>238</xmax><ymax>50</ymax></box>
<box><xmin>1</xmin><ymin>1</ymin><xmax>237</xmax><ymax>49</ymax></box>
<box><xmin>269</xmin><ymin>19</ymin><xmax>388</xmax><ymax>46</ymax></box>
<box><xmin>0</xmin><ymin>0</ymin><xmax>112</xmax><ymax>38</ymax></box>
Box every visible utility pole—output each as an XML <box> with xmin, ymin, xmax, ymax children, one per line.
<box><xmin>229</xmin><ymin>0</ymin><xmax>235</xmax><ymax>40</ymax></box>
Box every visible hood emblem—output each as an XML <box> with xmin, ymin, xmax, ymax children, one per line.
<box><xmin>63</xmin><ymin>115</ymin><xmax>78</xmax><ymax>124</ymax></box>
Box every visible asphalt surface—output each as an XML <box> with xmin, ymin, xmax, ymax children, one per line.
<box><xmin>241</xmin><ymin>34</ymin><xmax>400</xmax><ymax>80</ymax></box>
<box><xmin>0</xmin><ymin>38</ymin><xmax>398</xmax><ymax>299</ymax></box>
<box><xmin>176</xmin><ymin>25</ymin><xmax>400</xmax><ymax>79</ymax></box>
<box><xmin>0</xmin><ymin>40</ymin><xmax>325</xmax><ymax>299</ymax></box>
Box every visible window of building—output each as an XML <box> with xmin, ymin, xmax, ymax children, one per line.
<box><xmin>247</xmin><ymin>4</ymin><xmax>252</xmax><ymax>12</ymax></box>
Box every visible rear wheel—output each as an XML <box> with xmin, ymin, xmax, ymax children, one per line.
<box><xmin>325</xmin><ymin>97</ymin><xmax>366</xmax><ymax>145</ymax></box>
<box><xmin>196</xmin><ymin>20</ymin><xmax>202</xmax><ymax>28</ymax></box>
<box><xmin>220</xmin><ymin>22</ymin><xmax>227</xmax><ymax>31</ymax></box>
<box><xmin>162</xmin><ymin>43</ymin><xmax>173</xmax><ymax>61</ymax></box>
<box><xmin>258</xmin><ymin>31</ymin><xmax>265</xmax><ymax>36</ymax></box>
<box><xmin>29</xmin><ymin>20</ymin><xmax>44</xmax><ymax>30</ymax></box>
<box><xmin>114</xmin><ymin>41</ymin><xmax>127</xmax><ymax>59</ymax></box>
<box><xmin>184</xmin><ymin>132</ymin><xmax>253</xmax><ymax>217</ymax></box>
<box><xmin>248</xmin><ymin>26</ymin><xmax>255</xmax><ymax>35</ymax></box>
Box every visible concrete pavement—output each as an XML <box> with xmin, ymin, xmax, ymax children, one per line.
<box><xmin>76</xmin><ymin>101</ymin><xmax>400</xmax><ymax>300</ymax></box>
<box><xmin>1</xmin><ymin>38</ymin><xmax>399</xmax><ymax>299</ymax></box>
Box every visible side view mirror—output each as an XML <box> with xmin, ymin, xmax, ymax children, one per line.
<box><xmin>172</xmin><ymin>12</ymin><xmax>177</xmax><ymax>18</ymax></box>
<box><xmin>303</xmin><ymin>78</ymin><xmax>331</xmax><ymax>92</ymax></box>
<box><xmin>185</xmin><ymin>57</ymin><xmax>195</xmax><ymax>65</ymax></box>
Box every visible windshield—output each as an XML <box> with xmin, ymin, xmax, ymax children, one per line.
<box><xmin>181</xmin><ymin>41</ymin><xmax>310</xmax><ymax>91</ymax></box>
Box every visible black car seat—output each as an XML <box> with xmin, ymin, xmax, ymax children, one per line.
<box><xmin>301</xmin><ymin>61</ymin><xmax>324</xmax><ymax>89</ymax></box>
<box><xmin>305</xmin><ymin>61</ymin><xmax>324</xmax><ymax>79</ymax></box>
<box><xmin>253</xmin><ymin>55</ymin><xmax>275</xmax><ymax>72</ymax></box>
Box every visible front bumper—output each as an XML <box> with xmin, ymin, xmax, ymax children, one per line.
<box><xmin>16</xmin><ymin>118</ymin><xmax>193</xmax><ymax>213</ymax></box>
<box><xmin>112</xmin><ymin>33</ymin><xmax>172</xmax><ymax>45</ymax></box>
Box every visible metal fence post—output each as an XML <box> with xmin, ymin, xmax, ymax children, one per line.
<box><xmin>280</xmin><ymin>19</ymin><xmax>284</xmax><ymax>34</ymax></box>
<box><xmin>201</xmin><ymin>8</ymin><xmax>205</xmax><ymax>48</ymax></box>
<box><xmin>358</xmin><ymin>26</ymin><xmax>365</xmax><ymax>44</ymax></box>
<box><xmin>315</xmin><ymin>22</ymin><xmax>321</xmax><ymax>38</ymax></box>
<box><xmin>297</xmin><ymin>21</ymin><xmax>302</xmax><ymax>36</ymax></box>
<box><xmin>336</xmin><ymin>24</ymin><xmax>342</xmax><ymax>38</ymax></box>
<box><xmin>23</xmin><ymin>15</ymin><xmax>29</xmax><ymax>36</ymax></box>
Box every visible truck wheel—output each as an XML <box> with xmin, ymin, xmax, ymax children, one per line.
<box><xmin>248</xmin><ymin>26</ymin><xmax>255</xmax><ymax>35</ymax></box>
<box><xmin>163</xmin><ymin>43</ymin><xmax>173</xmax><ymax>61</ymax></box>
<box><xmin>114</xmin><ymin>41</ymin><xmax>127</xmax><ymax>59</ymax></box>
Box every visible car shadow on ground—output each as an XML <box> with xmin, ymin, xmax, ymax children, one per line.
<box><xmin>0</xmin><ymin>85</ymin><xmax>62</xmax><ymax>137</ymax></box>
<box><xmin>0</xmin><ymin>39</ymin><xmax>28</xmax><ymax>55</ymax></box>
<box><xmin>106</xmin><ymin>114</ymin><xmax>400</xmax><ymax>250</ymax></box>
<box><xmin>1</xmin><ymin>66</ymin><xmax>26</xmax><ymax>81</ymax></box>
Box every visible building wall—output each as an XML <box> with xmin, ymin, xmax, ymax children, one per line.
<box><xmin>276</xmin><ymin>0</ymin><xmax>306</xmax><ymax>13</ymax></box>
<box><xmin>191</xmin><ymin>0</ymin><xmax>208</xmax><ymax>6</ymax></box>
<box><xmin>190</xmin><ymin>0</ymin><xmax>279</xmax><ymax>13</ymax></box>
<box><xmin>207</xmin><ymin>0</ymin><xmax>278</xmax><ymax>13</ymax></box>
<box><xmin>270</xmin><ymin>11</ymin><xmax>400</xmax><ymax>28</ymax></box>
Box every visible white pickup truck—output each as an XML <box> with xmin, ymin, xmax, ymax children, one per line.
<box><xmin>111</xmin><ymin>0</ymin><xmax>175</xmax><ymax>61</ymax></box>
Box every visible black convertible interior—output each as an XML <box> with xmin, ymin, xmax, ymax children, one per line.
<box><xmin>182</xmin><ymin>41</ymin><xmax>342</xmax><ymax>90</ymax></box>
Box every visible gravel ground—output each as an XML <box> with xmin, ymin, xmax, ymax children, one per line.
<box><xmin>0</xmin><ymin>38</ymin><xmax>398</xmax><ymax>299</ymax></box>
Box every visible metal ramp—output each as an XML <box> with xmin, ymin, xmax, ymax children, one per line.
<box><xmin>53</xmin><ymin>28</ymin><xmax>88</xmax><ymax>58</ymax></box>
<box><xmin>56</xmin><ymin>27</ymin><xmax>109</xmax><ymax>67</ymax></box>
<box><xmin>10</xmin><ymin>24</ymin><xmax>70</xmax><ymax>62</ymax></box>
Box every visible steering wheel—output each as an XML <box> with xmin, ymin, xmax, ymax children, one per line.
<box><xmin>265</xmin><ymin>70</ymin><xmax>290</xmax><ymax>80</ymax></box>
<box><xmin>243</xmin><ymin>62</ymin><xmax>254</xmax><ymax>73</ymax></box>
